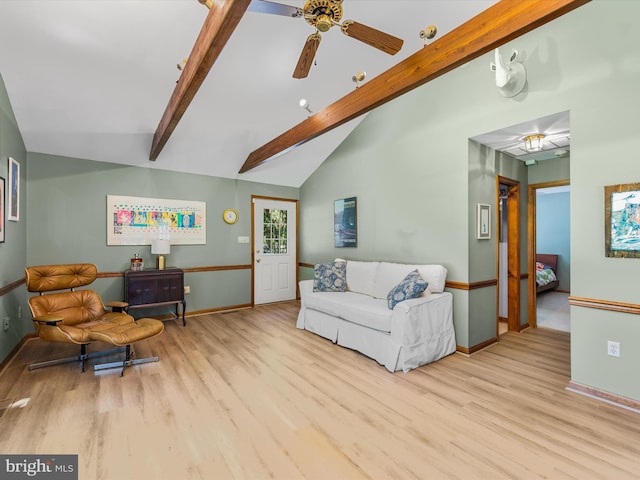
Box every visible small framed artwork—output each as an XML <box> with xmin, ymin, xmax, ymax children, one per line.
<box><xmin>0</xmin><ymin>176</ymin><xmax>5</xmax><ymax>243</ymax></box>
<box><xmin>334</xmin><ymin>197</ymin><xmax>357</xmax><ymax>247</ymax></box>
<box><xmin>477</xmin><ymin>203</ymin><xmax>491</xmax><ymax>240</ymax></box>
<box><xmin>605</xmin><ymin>182</ymin><xmax>640</xmax><ymax>258</ymax></box>
<box><xmin>8</xmin><ymin>157</ymin><xmax>19</xmax><ymax>222</ymax></box>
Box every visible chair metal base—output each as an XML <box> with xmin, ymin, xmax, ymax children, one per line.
<box><xmin>28</xmin><ymin>344</ymin><xmax>125</xmax><ymax>372</ymax></box>
<box><xmin>93</xmin><ymin>345</ymin><xmax>159</xmax><ymax>377</ymax></box>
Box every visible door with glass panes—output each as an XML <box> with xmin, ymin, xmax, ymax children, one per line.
<box><xmin>253</xmin><ymin>197</ymin><xmax>297</xmax><ymax>304</ymax></box>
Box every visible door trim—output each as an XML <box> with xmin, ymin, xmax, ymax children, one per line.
<box><xmin>497</xmin><ymin>176</ymin><xmax>521</xmax><ymax>333</ymax></box>
<box><xmin>527</xmin><ymin>180</ymin><xmax>570</xmax><ymax>328</ymax></box>
<box><xmin>250</xmin><ymin>195</ymin><xmax>299</xmax><ymax>306</ymax></box>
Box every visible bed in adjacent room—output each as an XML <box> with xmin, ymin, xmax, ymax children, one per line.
<box><xmin>536</xmin><ymin>253</ymin><xmax>559</xmax><ymax>293</ymax></box>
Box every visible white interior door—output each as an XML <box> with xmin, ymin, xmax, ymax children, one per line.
<box><xmin>253</xmin><ymin>198</ymin><xmax>297</xmax><ymax>305</ymax></box>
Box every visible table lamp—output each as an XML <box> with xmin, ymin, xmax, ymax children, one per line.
<box><xmin>151</xmin><ymin>239</ymin><xmax>170</xmax><ymax>270</ymax></box>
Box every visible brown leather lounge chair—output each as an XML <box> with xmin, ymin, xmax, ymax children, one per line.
<box><xmin>26</xmin><ymin>263</ymin><xmax>164</xmax><ymax>376</ymax></box>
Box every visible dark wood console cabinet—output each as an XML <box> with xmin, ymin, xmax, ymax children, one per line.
<box><xmin>124</xmin><ymin>268</ymin><xmax>186</xmax><ymax>326</ymax></box>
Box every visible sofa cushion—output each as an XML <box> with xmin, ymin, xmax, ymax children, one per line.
<box><xmin>415</xmin><ymin>264</ymin><xmax>448</xmax><ymax>293</ymax></box>
<box><xmin>304</xmin><ymin>290</ymin><xmax>362</xmax><ymax>318</ymax></box>
<box><xmin>373</xmin><ymin>262</ymin><xmax>447</xmax><ymax>298</ymax></box>
<box><xmin>338</xmin><ymin>295</ymin><xmax>393</xmax><ymax>333</ymax></box>
<box><xmin>313</xmin><ymin>260</ymin><xmax>347</xmax><ymax>292</ymax></box>
<box><xmin>345</xmin><ymin>260</ymin><xmax>379</xmax><ymax>296</ymax></box>
<box><xmin>386</xmin><ymin>270</ymin><xmax>428</xmax><ymax>309</ymax></box>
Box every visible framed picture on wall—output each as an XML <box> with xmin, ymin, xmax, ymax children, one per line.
<box><xmin>0</xmin><ymin>176</ymin><xmax>5</xmax><ymax>243</ymax></box>
<box><xmin>8</xmin><ymin>157</ymin><xmax>19</xmax><ymax>222</ymax></box>
<box><xmin>106</xmin><ymin>194</ymin><xmax>206</xmax><ymax>245</ymax></box>
<box><xmin>605</xmin><ymin>182</ymin><xmax>640</xmax><ymax>258</ymax></box>
<box><xmin>477</xmin><ymin>203</ymin><xmax>491</xmax><ymax>239</ymax></box>
<box><xmin>334</xmin><ymin>197</ymin><xmax>357</xmax><ymax>247</ymax></box>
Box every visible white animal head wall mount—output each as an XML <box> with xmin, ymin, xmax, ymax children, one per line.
<box><xmin>490</xmin><ymin>48</ymin><xmax>526</xmax><ymax>98</ymax></box>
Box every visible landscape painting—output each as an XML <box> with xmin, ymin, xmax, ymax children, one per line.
<box><xmin>605</xmin><ymin>182</ymin><xmax>640</xmax><ymax>258</ymax></box>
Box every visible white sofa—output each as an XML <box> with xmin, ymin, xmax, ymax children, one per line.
<box><xmin>297</xmin><ymin>260</ymin><xmax>456</xmax><ymax>372</ymax></box>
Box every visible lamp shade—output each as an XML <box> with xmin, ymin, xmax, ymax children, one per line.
<box><xmin>151</xmin><ymin>239</ymin><xmax>170</xmax><ymax>255</ymax></box>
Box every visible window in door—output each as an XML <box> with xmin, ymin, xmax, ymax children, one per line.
<box><xmin>263</xmin><ymin>209</ymin><xmax>288</xmax><ymax>254</ymax></box>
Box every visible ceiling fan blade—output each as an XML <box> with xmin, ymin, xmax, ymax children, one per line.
<box><xmin>247</xmin><ymin>0</ymin><xmax>303</xmax><ymax>18</ymax></box>
<box><xmin>340</xmin><ymin>20</ymin><xmax>403</xmax><ymax>55</ymax></box>
<box><xmin>293</xmin><ymin>33</ymin><xmax>321</xmax><ymax>79</ymax></box>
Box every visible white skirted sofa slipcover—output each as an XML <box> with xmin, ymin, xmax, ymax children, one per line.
<box><xmin>297</xmin><ymin>259</ymin><xmax>456</xmax><ymax>372</ymax></box>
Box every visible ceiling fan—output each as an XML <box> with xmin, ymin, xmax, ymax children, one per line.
<box><xmin>197</xmin><ymin>0</ymin><xmax>404</xmax><ymax>79</ymax></box>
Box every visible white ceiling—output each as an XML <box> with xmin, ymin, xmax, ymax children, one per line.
<box><xmin>471</xmin><ymin>110</ymin><xmax>570</xmax><ymax>163</ymax></box>
<box><xmin>0</xmin><ymin>0</ymin><xmax>498</xmax><ymax>187</ymax></box>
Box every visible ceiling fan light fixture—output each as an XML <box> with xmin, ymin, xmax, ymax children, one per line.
<box><xmin>316</xmin><ymin>14</ymin><xmax>333</xmax><ymax>32</ymax></box>
<box><xmin>523</xmin><ymin>133</ymin><xmax>545</xmax><ymax>152</ymax></box>
<box><xmin>303</xmin><ymin>0</ymin><xmax>343</xmax><ymax>32</ymax></box>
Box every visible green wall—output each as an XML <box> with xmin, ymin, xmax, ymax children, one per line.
<box><xmin>528</xmin><ymin>155</ymin><xmax>570</xmax><ymax>185</ymax></box>
<box><xmin>26</xmin><ymin>153</ymin><xmax>298</xmax><ymax>313</ymax></box>
<box><xmin>567</xmin><ymin>2</ymin><xmax>640</xmax><ymax>401</ymax></box>
<box><xmin>0</xmin><ymin>73</ymin><xmax>28</xmax><ymax>363</ymax></box>
<box><xmin>299</xmin><ymin>1</ymin><xmax>640</xmax><ymax>400</ymax></box>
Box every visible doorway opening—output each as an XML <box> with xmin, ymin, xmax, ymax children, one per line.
<box><xmin>527</xmin><ymin>181</ymin><xmax>570</xmax><ymax>331</ymax></box>
<box><xmin>470</xmin><ymin>110</ymin><xmax>571</xmax><ymax>339</ymax></box>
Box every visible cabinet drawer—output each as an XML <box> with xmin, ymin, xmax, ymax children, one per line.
<box><xmin>157</xmin><ymin>276</ymin><xmax>183</xmax><ymax>302</ymax></box>
<box><xmin>127</xmin><ymin>279</ymin><xmax>157</xmax><ymax>305</ymax></box>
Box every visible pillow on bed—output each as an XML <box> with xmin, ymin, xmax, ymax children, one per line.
<box><xmin>386</xmin><ymin>270</ymin><xmax>428</xmax><ymax>310</ymax></box>
<box><xmin>536</xmin><ymin>261</ymin><xmax>553</xmax><ymax>271</ymax></box>
<box><xmin>313</xmin><ymin>260</ymin><xmax>347</xmax><ymax>292</ymax></box>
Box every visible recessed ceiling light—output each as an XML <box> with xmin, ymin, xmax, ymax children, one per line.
<box><xmin>554</xmin><ymin>149</ymin><xmax>569</xmax><ymax>157</ymax></box>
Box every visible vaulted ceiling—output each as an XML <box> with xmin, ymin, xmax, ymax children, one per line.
<box><xmin>0</xmin><ymin>0</ymin><xmax>497</xmax><ymax>187</ymax></box>
<box><xmin>0</xmin><ymin>1</ymin><xmax>583</xmax><ymax>188</ymax></box>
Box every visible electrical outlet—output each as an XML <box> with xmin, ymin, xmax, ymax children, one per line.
<box><xmin>607</xmin><ymin>340</ymin><xmax>621</xmax><ymax>358</ymax></box>
<box><xmin>184</xmin><ymin>286</ymin><xmax>191</xmax><ymax>295</ymax></box>
<box><xmin>3</xmin><ymin>317</ymin><xmax>9</xmax><ymax>332</ymax></box>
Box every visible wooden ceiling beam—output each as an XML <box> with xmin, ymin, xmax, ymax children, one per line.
<box><xmin>150</xmin><ymin>0</ymin><xmax>252</xmax><ymax>161</ymax></box>
<box><xmin>239</xmin><ymin>0</ymin><xmax>589</xmax><ymax>174</ymax></box>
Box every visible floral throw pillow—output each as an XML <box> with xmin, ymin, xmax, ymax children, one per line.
<box><xmin>313</xmin><ymin>260</ymin><xmax>347</xmax><ymax>292</ymax></box>
<box><xmin>387</xmin><ymin>269</ymin><xmax>428</xmax><ymax>309</ymax></box>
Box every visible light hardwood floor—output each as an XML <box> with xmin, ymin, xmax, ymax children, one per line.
<box><xmin>1</xmin><ymin>301</ymin><xmax>638</xmax><ymax>479</ymax></box>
